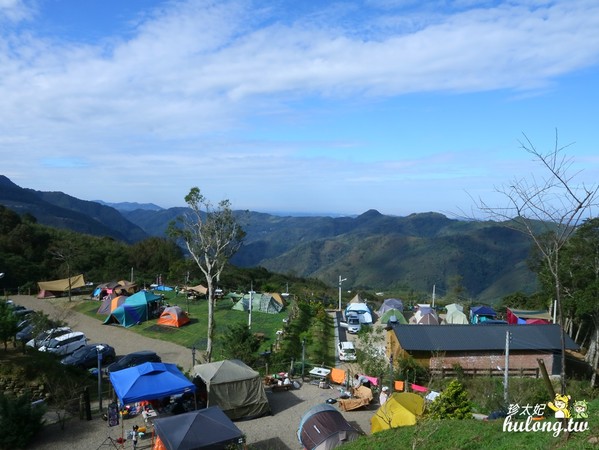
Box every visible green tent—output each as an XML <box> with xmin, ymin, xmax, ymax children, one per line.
<box><xmin>232</xmin><ymin>293</ymin><xmax>283</xmax><ymax>314</ymax></box>
<box><xmin>380</xmin><ymin>308</ymin><xmax>407</xmax><ymax>324</ymax></box>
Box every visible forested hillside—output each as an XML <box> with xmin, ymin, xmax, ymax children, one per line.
<box><xmin>0</xmin><ymin>175</ymin><xmax>539</xmax><ymax>302</ymax></box>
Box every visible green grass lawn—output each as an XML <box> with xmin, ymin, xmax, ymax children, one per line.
<box><xmin>73</xmin><ymin>293</ymin><xmax>288</xmax><ymax>357</ymax></box>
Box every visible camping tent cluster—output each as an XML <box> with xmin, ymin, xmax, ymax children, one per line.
<box><xmin>232</xmin><ymin>293</ymin><xmax>285</xmax><ymax>314</ymax></box>
<box><xmin>92</xmin><ymin>280</ymin><xmax>137</xmax><ymax>299</ymax></box>
<box><xmin>377</xmin><ymin>299</ymin><xmax>407</xmax><ymax>325</ymax></box>
<box><xmin>103</xmin><ymin>290</ymin><xmax>163</xmax><ymax>328</ymax></box>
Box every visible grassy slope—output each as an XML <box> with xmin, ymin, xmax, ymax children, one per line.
<box><xmin>343</xmin><ymin>399</ymin><xmax>599</xmax><ymax>450</ymax></box>
<box><xmin>74</xmin><ymin>292</ymin><xmax>287</xmax><ymax>357</ymax></box>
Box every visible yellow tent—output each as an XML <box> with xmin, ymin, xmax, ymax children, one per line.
<box><xmin>370</xmin><ymin>392</ymin><xmax>425</xmax><ymax>433</ymax></box>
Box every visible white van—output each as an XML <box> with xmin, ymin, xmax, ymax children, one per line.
<box><xmin>338</xmin><ymin>341</ymin><xmax>357</xmax><ymax>361</ymax></box>
<box><xmin>38</xmin><ymin>331</ymin><xmax>87</xmax><ymax>356</ymax></box>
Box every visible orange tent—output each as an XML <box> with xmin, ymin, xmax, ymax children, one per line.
<box><xmin>157</xmin><ymin>306</ymin><xmax>190</xmax><ymax>327</ymax></box>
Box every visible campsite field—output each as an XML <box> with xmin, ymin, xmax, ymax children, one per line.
<box><xmin>74</xmin><ymin>293</ymin><xmax>288</xmax><ymax>358</ymax></box>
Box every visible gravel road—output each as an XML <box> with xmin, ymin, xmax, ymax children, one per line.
<box><xmin>11</xmin><ymin>295</ymin><xmax>376</xmax><ymax>450</ymax></box>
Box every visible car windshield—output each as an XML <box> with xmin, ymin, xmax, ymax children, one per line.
<box><xmin>47</xmin><ymin>338</ymin><xmax>60</xmax><ymax>348</ymax></box>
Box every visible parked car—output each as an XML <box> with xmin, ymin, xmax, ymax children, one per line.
<box><xmin>12</xmin><ymin>308</ymin><xmax>34</xmax><ymax>319</ymax></box>
<box><xmin>16</xmin><ymin>324</ymin><xmax>36</xmax><ymax>344</ymax></box>
<box><xmin>346</xmin><ymin>313</ymin><xmax>361</xmax><ymax>334</ymax></box>
<box><xmin>61</xmin><ymin>344</ymin><xmax>116</xmax><ymax>369</ymax></box>
<box><xmin>106</xmin><ymin>350</ymin><xmax>162</xmax><ymax>373</ymax></box>
<box><xmin>338</xmin><ymin>341</ymin><xmax>357</xmax><ymax>361</ymax></box>
<box><xmin>38</xmin><ymin>331</ymin><xmax>87</xmax><ymax>356</ymax></box>
<box><xmin>16</xmin><ymin>319</ymin><xmax>31</xmax><ymax>332</ymax></box>
<box><xmin>26</xmin><ymin>327</ymin><xmax>72</xmax><ymax>349</ymax></box>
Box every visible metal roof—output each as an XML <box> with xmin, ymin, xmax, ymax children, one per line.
<box><xmin>391</xmin><ymin>324</ymin><xmax>578</xmax><ymax>352</ymax></box>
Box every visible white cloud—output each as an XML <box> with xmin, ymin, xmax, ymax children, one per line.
<box><xmin>1</xmin><ymin>0</ymin><xmax>598</xmax><ymax>214</ymax></box>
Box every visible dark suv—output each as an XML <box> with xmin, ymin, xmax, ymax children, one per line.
<box><xmin>106</xmin><ymin>350</ymin><xmax>162</xmax><ymax>373</ymax></box>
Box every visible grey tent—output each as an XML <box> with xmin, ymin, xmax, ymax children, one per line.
<box><xmin>297</xmin><ymin>403</ymin><xmax>361</xmax><ymax>450</ymax></box>
<box><xmin>152</xmin><ymin>406</ymin><xmax>245</xmax><ymax>450</ymax></box>
<box><xmin>192</xmin><ymin>359</ymin><xmax>270</xmax><ymax>420</ymax></box>
<box><xmin>377</xmin><ymin>298</ymin><xmax>404</xmax><ymax>315</ymax></box>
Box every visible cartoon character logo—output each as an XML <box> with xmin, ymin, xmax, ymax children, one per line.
<box><xmin>547</xmin><ymin>394</ymin><xmax>571</xmax><ymax>419</ymax></box>
<box><xmin>572</xmin><ymin>400</ymin><xmax>588</xmax><ymax>419</ymax></box>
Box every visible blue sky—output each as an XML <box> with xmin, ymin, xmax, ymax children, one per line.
<box><xmin>1</xmin><ymin>0</ymin><xmax>598</xmax><ymax>217</ymax></box>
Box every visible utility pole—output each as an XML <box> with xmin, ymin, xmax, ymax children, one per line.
<box><xmin>504</xmin><ymin>331</ymin><xmax>511</xmax><ymax>405</ymax></box>
<box><xmin>338</xmin><ymin>276</ymin><xmax>347</xmax><ymax>311</ymax></box>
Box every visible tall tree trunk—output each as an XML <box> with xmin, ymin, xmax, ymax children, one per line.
<box><xmin>206</xmin><ymin>278</ymin><xmax>214</xmax><ymax>362</ymax></box>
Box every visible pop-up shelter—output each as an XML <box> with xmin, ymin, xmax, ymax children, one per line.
<box><xmin>192</xmin><ymin>359</ymin><xmax>270</xmax><ymax>420</ymax></box>
<box><xmin>157</xmin><ymin>306</ymin><xmax>190</xmax><ymax>327</ymax></box>
<box><xmin>109</xmin><ymin>362</ymin><xmax>196</xmax><ymax>406</ymax></box>
<box><xmin>152</xmin><ymin>406</ymin><xmax>245</xmax><ymax>450</ymax></box>
<box><xmin>297</xmin><ymin>403</ymin><xmax>361</xmax><ymax>450</ymax></box>
<box><xmin>371</xmin><ymin>392</ymin><xmax>425</xmax><ymax>433</ymax></box>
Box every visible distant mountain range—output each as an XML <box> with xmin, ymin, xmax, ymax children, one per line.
<box><xmin>0</xmin><ymin>175</ymin><xmax>538</xmax><ymax>302</ymax></box>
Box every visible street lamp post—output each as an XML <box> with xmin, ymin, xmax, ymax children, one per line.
<box><xmin>301</xmin><ymin>338</ymin><xmax>306</xmax><ymax>380</ymax></box>
<box><xmin>248</xmin><ymin>285</ymin><xmax>256</xmax><ymax>329</ymax></box>
<box><xmin>96</xmin><ymin>345</ymin><xmax>103</xmax><ymax>413</ymax></box>
<box><xmin>338</xmin><ymin>276</ymin><xmax>347</xmax><ymax>311</ymax></box>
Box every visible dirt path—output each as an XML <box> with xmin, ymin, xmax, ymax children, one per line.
<box><xmin>10</xmin><ymin>295</ymin><xmax>377</xmax><ymax>450</ymax></box>
<box><xmin>11</xmin><ymin>295</ymin><xmax>192</xmax><ymax>370</ymax></box>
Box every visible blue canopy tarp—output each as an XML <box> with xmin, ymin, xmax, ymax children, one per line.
<box><xmin>109</xmin><ymin>362</ymin><xmax>196</xmax><ymax>405</ymax></box>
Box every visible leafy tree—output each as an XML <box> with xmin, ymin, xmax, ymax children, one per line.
<box><xmin>556</xmin><ymin>218</ymin><xmax>599</xmax><ymax>387</ymax></box>
<box><xmin>0</xmin><ymin>393</ymin><xmax>45</xmax><ymax>449</ymax></box>
<box><xmin>218</xmin><ymin>323</ymin><xmax>261</xmax><ymax>366</ymax></box>
<box><xmin>428</xmin><ymin>379</ymin><xmax>473</xmax><ymax>420</ymax></box>
<box><xmin>0</xmin><ymin>301</ymin><xmax>19</xmax><ymax>350</ymax></box>
<box><xmin>477</xmin><ymin>131</ymin><xmax>599</xmax><ymax>392</ymax></box>
<box><xmin>169</xmin><ymin>187</ymin><xmax>245</xmax><ymax>362</ymax></box>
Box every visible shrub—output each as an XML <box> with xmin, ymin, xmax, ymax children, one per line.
<box><xmin>0</xmin><ymin>393</ymin><xmax>45</xmax><ymax>449</ymax></box>
<box><xmin>427</xmin><ymin>379</ymin><xmax>473</xmax><ymax>420</ymax></box>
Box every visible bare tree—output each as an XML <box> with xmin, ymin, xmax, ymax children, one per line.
<box><xmin>169</xmin><ymin>187</ymin><xmax>245</xmax><ymax>362</ymax></box>
<box><xmin>476</xmin><ymin>131</ymin><xmax>599</xmax><ymax>394</ymax></box>
<box><xmin>49</xmin><ymin>244</ymin><xmax>78</xmax><ymax>302</ymax></box>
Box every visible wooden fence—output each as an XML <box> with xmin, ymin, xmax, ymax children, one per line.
<box><xmin>430</xmin><ymin>367</ymin><xmax>540</xmax><ymax>378</ymax></box>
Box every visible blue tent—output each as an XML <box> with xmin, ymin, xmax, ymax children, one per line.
<box><xmin>470</xmin><ymin>305</ymin><xmax>497</xmax><ymax>324</ymax></box>
<box><xmin>109</xmin><ymin>362</ymin><xmax>196</xmax><ymax>405</ymax></box>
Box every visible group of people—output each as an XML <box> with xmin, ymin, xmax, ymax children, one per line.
<box><xmin>353</xmin><ymin>374</ymin><xmax>389</xmax><ymax>405</ymax></box>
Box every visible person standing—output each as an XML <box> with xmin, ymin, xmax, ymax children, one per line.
<box><xmin>132</xmin><ymin>425</ymin><xmax>139</xmax><ymax>449</ymax></box>
<box><xmin>379</xmin><ymin>386</ymin><xmax>389</xmax><ymax>405</ymax></box>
